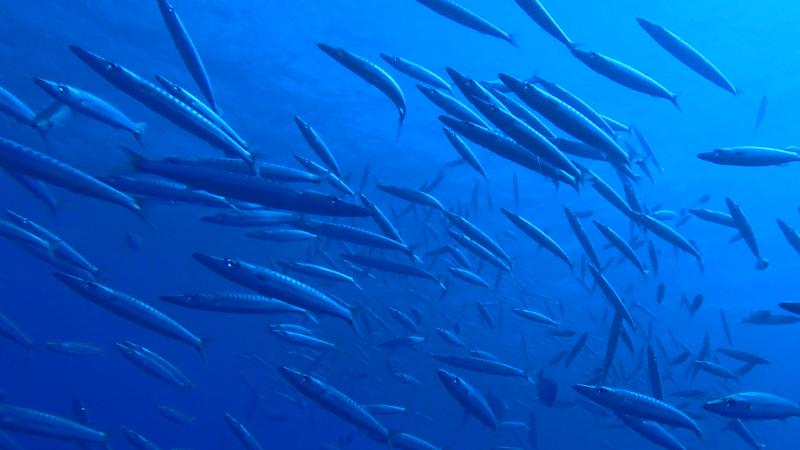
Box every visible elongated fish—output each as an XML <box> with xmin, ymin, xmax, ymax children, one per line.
<box><xmin>161</xmin><ymin>292</ymin><xmax>307</xmax><ymax>316</ymax></box>
<box><xmin>104</xmin><ymin>175</ymin><xmax>233</xmax><ymax>209</ymax></box>
<box><xmin>156</xmin><ymin>75</ymin><xmax>245</xmax><ymax>148</ymax></box>
<box><xmin>593</xmin><ymin>220</ymin><xmax>647</xmax><ymax>278</ymax></box>
<box><xmin>69</xmin><ymin>46</ymin><xmax>251</xmax><ymax>166</ymax></box>
<box><xmin>155</xmin><ymin>0</ymin><xmax>216</xmax><ymax>110</ymax></box>
<box><xmin>0</xmin><ymin>137</ymin><xmax>141</xmax><ymax>215</ymax></box>
<box><xmin>499</xmin><ymin>73</ymin><xmax>628</xmax><ymax>163</ymax></box>
<box><xmin>340</xmin><ymin>253</ymin><xmax>443</xmax><ymax>289</ymax></box>
<box><xmin>514</xmin><ymin>0</ymin><xmax>571</xmax><ymax>46</ymax></box>
<box><xmin>615</xmin><ymin>412</ymin><xmax>686</xmax><ymax>450</ymax></box>
<box><xmin>417</xmin><ymin>85</ymin><xmax>487</xmax><ymax>126</ymax></box>
<box><xmin>633</xmin><ymin>214</ymin><xmax>703</xmax><ymax>271</ymax></box>
<box><xmin>587</xmin><ymin>264</ymin><xmax>635</xmax><ymax>327</ymax></box>
<box><xmin>704</xmin><ymin>392</ymin><xmax>800</xmax><ymax>420</ymax></box>
<box><xmin>377</xmin><ymin>183</ymin><xmax>445</xmax><ymax>211</ymax></box>
<box><xmin>318</xmin><ymin>44</ymin><xmax>405</xmax><ymax>136</ymax></box>
<box><xmin>0</xmin><ymin>86</ymin><xmax>37</xmax><ymax>128</ymax></box>
<box><xmin>698</xmin><ymin>146</ymin><xmax>800</xmax><ymax>166</ymax></box>
<box><xmin>637</xmin><ymin>18</ymin><xmax>737</xmax><ymax>95</ymax></box>
<box><xmin>278</xmin><ymin>367</ymin><xmax>390</xmax><ymax>442</ymax></box>
<box><xmin>5</xmin><ymin>170</ymin><xmax>59</xmax><ymax>214</ymax></box>
<box><xmin>0</xmin><ymin>311</ymin><xmax>34</xmax><ymax>348</ymax></box>
<box><xmin>54</xmin><ymin>273</ymin><xmax>204</xmax><ymax>353</ymax></box>
<box><xmin>42</xmin><ymin>341</ymin><xmax>103</xmax><ymax>357</ymax></box>
<box><xmin>293</xmin><ymin>116</ymin><xmax>342</xmax><ymax>178</ymax></box>
<box><xmin>433</xmin><ymin>354</ymin><xmax>527</xmax><ymax>379</ymax></box>
<box><xmin>121</xmin><ymin>427</ymin><xmax>160</xmax><ymax>450</ymax></box>
<box><xmin>415</xmin><ymin>0</ymin><xmax>516</xmax><ymax>46</ymax></box>
<box><xmin>565</xmin><ymin>207</ymin><xmax>600</xmax><ymax>268</ymax></box>
<box><xmin>5</xmin><ymin>210</ymin><xmax>99</xmax><ymax>276</ymax></box>
<box><xmin>573</xmin><ymin>385</ymin><xmax>701</xmax><ymax>437</ymax></box>
<box><xmin>116</xmin><ymin>341</ymin><xmax>192</xmax><ymax>390</ymax></box>
<box><xmin>380</xmin><ymin>54</ymin><xmax>451</xmax><ymax>91</ymax></box>
<box><xmin>33</xmin><ymin>78</ymin><xmax>144</xmax><ymax>143</ymax></box>
<box><xmin>436</xmin><ymin>369</ymin><xmax>497</xmax><ymax>429</ymax></box>
<box><xmin>777</xmin><ymin>218</ymin><xmax>800</xmax><ymax>255</ymax></box>
<box><xmin>224</xmin><ymin>413</ymin><xmax>264</xmax><ymax>450</ymax></box>
<box><xmin>124</xmin><ymin>150</ymin><xmax>368</xmax><ymax>217</ymax></box>
<box><xmin>294</xmin><ymin>219</ymin><xmax>410</xmax><ymax>255</ymax></box>
<box><xmin>0</xmin><ymin>403</ymin><xmax>106</xmax><ymax>443</ymax></box>
<box><xmin>569</xmin><ymin>47</ymin><xmax>680</xmax><ymax>110</ymax></box>
<box><xmin>726</xmin><ymin>197</ymin><xmax>768</xmax><ymax>270</ymax></box>
<box><xmin>502</xmin><ymin>208</ymin><xmax>572</xmax><ymax>268</ymax></box>
<box><xmin>443</xmin><ymin>128</ymin><xmax>486</xmax><ymax>179</ymax></box>
<box><xmin>193</xmin><ymin>254</ymin><xmax>355</xmax><ymax>326</ymax></box>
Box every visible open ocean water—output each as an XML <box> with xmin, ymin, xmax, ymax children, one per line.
<box><xmin>0</xmin><ymin>0</ymin><xmax>799</xmax><ymax>449</ymax></box>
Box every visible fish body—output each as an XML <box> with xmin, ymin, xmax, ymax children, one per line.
<box><xmin>155</xmin><ymin>0</ymin><xmax>216</xmax><ymax>109</ymax></box>
<box><xmin>54</xmin><ymin>273</ymin><xmax>204</xmax><ymax>351</ymax></box>
<box><xmin>726</xmin><ymin>197</ymin><xmax>768</xmax><ymax>269</ymax></box>
<box><xmin>278</xmin><ymin>367</ymin><xmax>389</xmax><ymax>442</ymax></box>
<box><xmin>0</xmin><ymin>403</ymin><xmax>106</xmax><ymax>443</ymax></box>
<box><xmin>104</xmin><ymin>175</ymin><xmax>232</xmax><ymax>209</ymax></box>
<box><xmin>33</xmin><ymin>78</ymin><xmax>144</xmax><ymax>142</ymax></box>
<box><xmin>380</xmin><ymin>54</ymin><xmax>451</xmax><ymax>91</ymax></box>
<box><xmin>513</xmin><ymin>0</ymin><xmax>571</xmax><ymax>45</ymax></box>
<box><xmin>224</xmin><ymin>413</ymin><xmax>264</xmax><ymax>450</ymax></box>
<box><xmin>417</xmin><ymin>85</ymin><xmax>487</xmax><ymax>126</ymax></box>
<box><xmin>637</xmin><ymin>18</ymin><xmax>737</xmax><ymax>94</ymax></box>
<box><xmin>698</xmin><ymin>146</ymin><xmax>800</xmax><ymax>166</ymax></box>
<box><xmin>436</xmin><ymin>369</ymin><xmax>497</xmax><ymax>429</ymax></box>
<box><xmin>116</xmin><ymin>341</ymin><xmax>192</xmax><ymax>390</ymax></box>
<box><xmin>415</xmin><ymin>0</ymin><xmax>516</xmax><ymax>45</ymax></box>
<box><xmin>293</xmin><ymin>116</ymin><xmax>341</xmax><ymax>177</ymax></box>
<box><xmin>704</xmin><ymin>392</ymin><xmax>800</xmax><ymax>419</ymax></box>
<box><xmin>161</xmin><ymin>292</ymin><xmax>306</xmax><ymax>315</ymax></box>
<box><xmin>433</xmin><ymin>355</ymin><xmax>526</xmax><ymax>378</ymax></box>
<box><xmin>0</xmin><ymin>312</ymin><xmax>34</xmax><ymax>348</ymax></box>
<box><xmin>569</xmin><ymin>47</ymin><xmax>679</xmax><ymax>109</ymax></box>
<box><xmin>318</xmin><ymin>44</ymin><xmax>405</xmax><ymax>134</ymax></box>
<box><xmin>0</xmin><ymin>137</ymin><xmax>140</xmax><ymax>214</ymax></box>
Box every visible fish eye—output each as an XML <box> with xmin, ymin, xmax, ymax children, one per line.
<box><xmin>302</xmin><ymin>375</ymin><xmax>310</xmax><ymax>383</ymax></box>
<box><xmin>57</xmin><ymin>86</ymin><xmax>66</xmax><ymax>93</ymax></box>
<box><xmin>225</xmin><ymin>259</ymin><xmax>239</xmax><ymax>269</ymax></box>
<box><xmin>187</xmin><ymin>294</ymin><xmax>198</xmax><ymax>301</ymax></box>
<box><xmin>328</xmin><ymin>196</ymin><xmax>340</xmax><ymax>205</ymax></box>
<box><xmin>725</xmin><ymin>398</ymin><xmax>736</xmax><ymax>407</ymax></box>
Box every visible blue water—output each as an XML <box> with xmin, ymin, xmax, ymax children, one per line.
<box><xmin>1</xmin><ymin>0</ymin><xmax>799</xmax><ymax>449</ymax></box>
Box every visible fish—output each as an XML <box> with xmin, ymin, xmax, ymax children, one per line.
<box><xmin>0</xmin><ymin>86</ymin><xmax>38</xmax><ymax>128</ymax></box>
<box><xmin>278</xmin><ymin>367</ymin><xmax>390</xmax><ymax>443</ymax></box>
<box><xmin>380</xmin><ymin>54</ymin><xmax>451</xmax><ymax>91</ymax></box>
<box><xmin>270</xmin><ymin>328</ymin><xmax>336</xmax><ymax>351</ymax></box>
<box><xmin>688</xmin><ymin>208</ymin><xmax>736</xmax><ymax>227</ymax></box>
<box><xmin>436</xmin><ymin>369</ymin><xmax>497</xmax><ymax>429</ymax></box>
<box><xmin>593</xmin><ymin>220</ymin><xmax>647</xmax><ymax>278</ymax></box>
<box><xmin>42</xmin><ymin>341</ymin><xmax>103</xmax><ymax>357</ymax></box>
<box><xmin>156</xmin><ymin>406</ymin><xmax>195</xmax><ymax>425</ymax></box>
<box><xmin>69</xmin><ymin>46</ymin><xmax>251</xmax><ymax>166</ymax></box>
<box><xmin>377</xmin><ymin>335</ymin><xmax>425</xmax><ymax>350</ymax></box>
<box><xmin>0</xmin><ymin>311</ymin><xmax>34</xmax><ymax>348</ymax></box>
<box><xmin>716</xmin><ymin>347</ymin><xmax>769</xmax><ymax>365</ymax></box>
<box><xmin>444</xmin><ymin>211</ymin><xmax>510</xmax><ymax>265</ymax></box>
<box><xmin>224</xmin><ymin>413</ymin><xmax>264</xmax><ymax>450</ymax></box>
<box><xmin>0</xmin><ymin>402</ymin><xmax>106</xmax><ymax>443</ymax></box>
<box><xmin>201</xmin><ymin>210</ymin><xmax>301</xmax><ymax>227</ymax></box>
<box><xmin>163</xmin><ymin>157</ymin><xmax>319</xmax><ymax>183</ymax></box>
<box><xmin>121</xmin><ymin>426</ymin><xmax>160</xmax><ymax>450</ymax></box>
<box><xmin>377</xmin><ymin>183</ymin><xmax>445</xmax><ymax>211</ymax></box>
<box><xmin>499</xmin><ymin>73</ymin><xmax>629</xmax><ymax>164</ymax></box>
<box><xmin>293</xmin><ymin>116</ymin><xmax>342</xmax><ymax>178</ymax></box>
<box><xmin>532</xmin><ymin>76</ymin><xmax>615</xmax><ymax>137</ymax></box>
<box><xmin>0</xmin><ymin>137</ymin><xmax>141</xmax><ymax>215</ymax></box>
<box><xmin>5</xmin><ymin>170</ymin><xmax>59</xmax><ymax>214</ymax></box>
<box><xmin>53</xmin><ymin>272</ymin><xmax>205</xmax><ymax>353</ymax></box>
<box><xmin>293</xmin><ymin>219</ymin><xmax>411</xmax><ymax>255</ymax></box>
<box><xmin>777</xmin><ymin>218</ymin><xmax>800</xmax><ymax>255</ymax></box>
<box><xmin>513</xmin><ymin>0</ymin><xmax>572</xmax><ymax>46</ymax></box>
<box><xmin>633</xmin><ymin>213</ymin><xmax>703</xmax><ymax>271</ymax></box>
<box><xmin>33</xmin><ymin>78</ymin><xmax>145</xmax><ymax>143</ymax></box>
<box><xmin>565</xmin><ymin>207</ymin><xmax>600</xmax><ymax>268</ymax></box>
<box><xmin>116</xmin><ymin>341</ymin><xmax>192</xmax><ymax>390</ymax></box>
<box><xmin>160</xmin><ymin>292</ymin><xmax>307</xmax><ymax>315</ymax></box>
<box><xmin>615</xmin><ymin>412</ymin><xmax>686</xmax><ymax>450</ymax></box>
<box><xmin>587</xmin><ymin>264</ymin><xmax>635</xmax><ymax>327</ymax></box>
<box><xmin>726</xmin><ymin>197</ymin><xmax>768</xmax><ymax>270</ymax></box>
<box><xmin>155</xmin><ymin>75</ymin><xmax>246</xmax><ymax>148</ymax></box>
<box><xmin>573</xmin><ymin>385</ymin><xmax>702</xmax><ymax>437</ymax></box>
<box><xmin>193</xmin><ymin>254</ymin><xmax>356</xmax><ymax>327</ymax></box>
<box><xmin>417</xmin><ymin>85</ymin><xmax>487</xmax><ymax>126</ymax></box>
<box><xmin>646</xmin><ymin>345</ymin><xmax>663</xmax><ymax>401</ymax></box>
<box><xmin>341</xmin><ymin>253</ymin><xmax>443</xmax><ymax>289</ymax></box>
<box><xmin>318</xmin><ymin>43</ymin><xmax>406</xmax><ymax>137</ymax></box>
<box><xmin>694</xmin><ymin>360</ymin><xmax>738</xmax><ymax>381</ymax></box>
<box><xmin>443</xmin><ymin>128</ymin><xmax>487</xmax><ymax>179</ymax></box>
<box><xmin>564</xmin><ymin>332</ymin><xmax>588</xmax><ymax>367</ymax></box>
<box><xmin>123</xmin><ymin>150</ymin><xmax>368</xmax><ymax>217</ymax></box>
<box><xmin>447</xmin><ymin>267</ymin><xmax>489</xmax><ymax>287</ymax></box>
<box><xmin>637</xmin><ymin>18</ymin><xmax>737</xmax><ymax>94</ymax></box>
<box><xmin>704</xmin><ymin>392</ymin><xmax>800</xmax><ymax>419</ymax></box>
<box><xmin>415</xmin><ymin>0</ymin><xmax>517</xmax><ymax>46</ymax></box>
<box><xmin>698</xmin><ymin>146</ymin><xmax>800</xmax><ymax>166</ymax></box>
<box><xmin>754</xmin><ymin>95</ymin><xmax>767</xmax><ymax>132</ymax></box>
<box><xmin>104</xmin><ymin>175</ymin><xmax>233</xmax><ymax>209</ymax></box>
<box><xmin>155</xmin><ymin>0</ymin><xmax>216</xmax><ymax>110</ymax></box>
<box><xmin>569</xmin><ymin>47</ymin><xmax>680</xmax><ymax>110</ymax></box>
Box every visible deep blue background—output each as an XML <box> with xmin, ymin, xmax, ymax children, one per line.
<box><xmin>1</xmin><ymin>0</ymin><xmax>799</xmax><ymax>449</ymax></box>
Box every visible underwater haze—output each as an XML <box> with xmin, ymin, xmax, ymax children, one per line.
<box><xmin>1</xmin><ymin>0</ymin><xmax>800</xmax><ymax>449</ymax></box>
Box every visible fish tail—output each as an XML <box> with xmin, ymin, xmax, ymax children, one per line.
<box><xmin>197</xmin><ymin>337</ymin><xmax>211</xmax><ymax>362</ymax></box>
<box><xmin>395</xmin><ymin>114</ymin><xmax>405</xmax><ymax>141</ymax></box>
<box><xmin>507</xmin><ymin>33</ymin><xmax>521</xmax><ymax>48</ymax></box>
<box><xmin>670</xmin><ymin>94</ymin><xmax>682</xmax><ymax>112</ymax></box>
